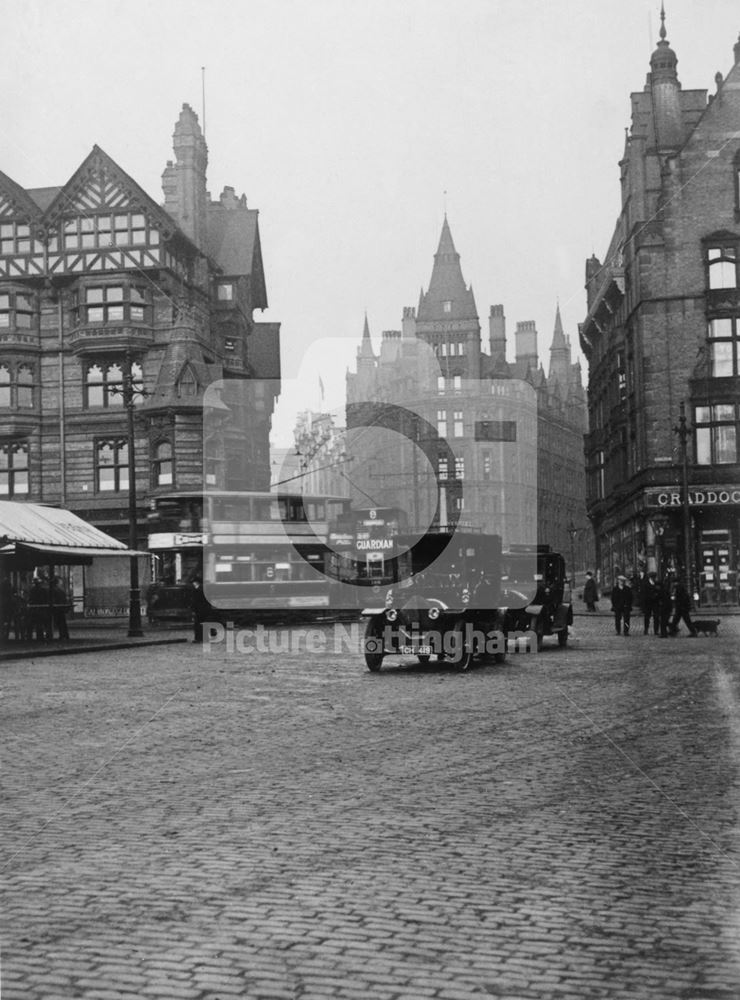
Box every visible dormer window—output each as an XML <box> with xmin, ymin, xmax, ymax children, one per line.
<box><xmin>217</xmin><ymin>282</ymin><xmax>234</xmax><ymax>301</ymax></box>
<box><xmin>443</xmin><ymin>300</ymin><xmax>452</xmax><ymax>313</ymax></box>
<box><xmin>177</xmin><ymin>366</ymin><xmax>198</xmax><ymax>397</ymax></box>
<box><xmin>707</xmin><ymin>246</ymin><xmax>737</xmax><ymax>289</ymax></box>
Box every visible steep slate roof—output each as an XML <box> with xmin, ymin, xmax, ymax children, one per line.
<box><xmin>417</xmin><ymin>216</ymin><xmax>478</xmax><ymax>322</ymax></box>
<box><xmin>206</xmin><ymin>199</ymin><xmax>267</xmax><ymax>309</ymax></box>
<box><xmin>0</xmin><ymin>168</ymin><xmax>45</xmax><ymax>222</ymax></box>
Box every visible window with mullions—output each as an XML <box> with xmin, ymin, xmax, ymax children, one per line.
<box><xmin>79</xmin><ymin>285</ymin><xmax>148</xmax><ymax>324</ymax></box>
<box><xmin>0</xmin><ymin>290</ymin><xmax>35</xmax><ymax>329</ymax></box>
<box><xmin>85</xmin><ymin>361</ymin><xmax>143</xmax><ymax>408</ymax></box>
<box><xmin>707</xmin><ymin>246</ymin><xmax>738</xmax><ymax>289</ymax></box>
<box><xmin>455</xmin><ymin>456</ymin><xmax>465</xmax><ymax>480</ymax></box>
<box><xmin>63</xmin><ymin>213</ymin><xmax>156</xmax><ymax>250</ymax></box>
<box><xmin>96</xmin><ymin>439</ymin><xmax>129</xmax><ymax>492</ymax></box>
<box><xmin>708</xmin><ymin>317</ymin><xmax>740</xmax><ymax>376</ymax></box>
<box><xmin>695</xmin><ymin>404</ymin><xmax>738</xmax><ymax>465</ymax></box>
<box><xmin>0</xmin><ymin>441</ymin><xmax>29</xmax><ymax>496</ymax></box>
<box><xmin>0</xmin><ymin>223</ymin><xmax>42</xmax><ymax>256</ymax></box>
<box><xmin>438</xmin><ymin>456</ymin><xmax>449</xmax><ymax>481</ymax></box>
<box><xmin>152</xmin><ymin>441</ymin><xmax>173</xmax><ymax>487</ymax></box>
<box><xmin>0</xmin><ymin>364</ymin><xmax>35</xmax><ymax>407</ymax></box>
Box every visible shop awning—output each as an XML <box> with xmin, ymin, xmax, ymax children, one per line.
<box><xmin>0</xmin><ymin>501</ymin><xmax>146</xmax><ymax>568</ymax></box>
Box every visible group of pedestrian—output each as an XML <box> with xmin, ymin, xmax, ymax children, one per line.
<box><xmin>0</xmin><ymin>574</ymin><xmax>71</xmax><ymax>643</ymax></box>
<box><xmin>610</xmin><ymin>571</ymin><xmax>696</xmax><ymax>638</ymax></box>
<box><xmin>580</xmin><ymin>569</ymin><xmax>697</xmax><ymax>637</ymax></box>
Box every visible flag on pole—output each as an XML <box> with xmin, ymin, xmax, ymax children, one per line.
<box><xmin>318</xmin><ymin>375</ymin><xmax>325</xmax><ymax>403</ymax></box>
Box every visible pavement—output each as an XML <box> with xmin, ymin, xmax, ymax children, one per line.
<box><xmin>2</xmin><ymin>615</ymin><xmax>740</xmax><ymax>999</ymax></box>
<box><xmin>0</xmin><ymin>618</ymin><xmax>190</xmax><ymax>662</ymax></box>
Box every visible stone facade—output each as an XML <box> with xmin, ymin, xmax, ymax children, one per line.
<box><xmin>0</xmin><ymin>104</ymin><xmax>280</xmax><ymax>608</ymax></box>
<box><xmin>581</xmin><ymin>19</ymin><xmax>740</xmax><ymax>602</ymax></box>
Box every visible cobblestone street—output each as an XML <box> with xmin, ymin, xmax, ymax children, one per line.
<box><xmin>2</xmin><ymin>615</ymin><xmax>740</xmax><ymax>999</ymax></box>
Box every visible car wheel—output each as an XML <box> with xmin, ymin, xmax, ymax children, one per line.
<box><xmin>450</xmin><ymin>622</ymin><xmax>475</xmax><ymax>671</ymax></box>
<box><xmin>417</xmin><ymin>653</ymin><xmax>431</xmax><ymax>664</ymax></box>
<box><xmin>364</xmin><ymin>618</ymin><xmax>385</xmax><ymax>672</ymax></box>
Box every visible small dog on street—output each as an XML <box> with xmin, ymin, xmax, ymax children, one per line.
<box><xmin>692</xmin><ymin>619</ymin><xmax>720</xmax><ymax>636</ymax></box>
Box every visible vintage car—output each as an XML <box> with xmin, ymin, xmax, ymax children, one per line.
<box><xmin>500</xmin><ymin>545</ymin><xmax>573</xmax><ymax>650</ymax></box>
<box><xmin>361</xmin><ymin>530</ymin><xmax>507</xmax><ymax>671</ymax></box>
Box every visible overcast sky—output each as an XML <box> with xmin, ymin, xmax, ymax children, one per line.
<box><xmin>4</xmin><ymin>0</ymin><xmax>739</xmax><ymax>443</ymax></box>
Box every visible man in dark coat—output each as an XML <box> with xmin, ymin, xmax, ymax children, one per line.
<box><xmin>583</xmin><ymin>571</ymin><xmax>598</xmax><ymax>612</ymax></box>
<box><xmin>641</xmin><ymin>572</ymin><xmax>660</xmax><ymax>635</ymax></box>
<box><xmin>669</xmin><ymin>579</ymin><xmax>697</xmax><ymax>637</ymax></box>
<box><xmin>657</xmin><ymin>578</ymin><xmax>673</xmax><ymax>638</ymax></box>
<box><xmin>51</xmin><ymin>576</ymin><xmax>70</xmax><ymax>640</ymax></box>
<box><xmin>28</xmin><ymin>577</ymin><xmax>50</xmax><ymax>641</ymax></box>
<box><xmin>611</xmin><ymin>575</ymin><xmax>633</xmax><ymax>635</ymax></box>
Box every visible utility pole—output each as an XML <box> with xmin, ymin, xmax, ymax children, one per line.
<box><xmin>673</xmin><ymin>402</ymin><xmax>693</xmax><ymax>600</ymax></box>
<box><xmin>122</xmin><ymin>353</ymin><xmax>145</xmax><ymax>636</ymax></box>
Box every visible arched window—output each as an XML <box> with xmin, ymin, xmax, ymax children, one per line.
<box><xmin>177</xmin><ymin>366</ymin><xmax>198</xmax><ymax>397</ymax></box>
<box><xmin>707</xmin><ymin>245</ymin><xmax>738</xmax><ymax>289</ymax></box>
<box><xmin>0</xmin><ymin>366</ymin><xmax>10</xmax><ymax>407</ymax></box>
<box><xmin>153</xmin><ymin>441</ymin><xmax>173</xmax><ymax>487</ymax></box>
<box><xmin>86</xmin><ymin>364</ymin><xmax>104</xmax><ymax>407</ymax></box>
<box><xmin>85</xmin><ymin>360</ymin><xmax>143</xmax><ymax>407</ymax></box>
<box><xmin>96</xmin><ymin>439</ymin><xmax>129</xmax><ymax>492</ymax></box>
<box><xmin>16</xmin><ymin>365</ymin><xmax>33</xmax><ymax>408</ymax></box>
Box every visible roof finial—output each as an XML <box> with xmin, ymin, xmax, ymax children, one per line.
<box><xmin>659</xmin><ymin>1</ymin><xmax>666</xmax><ymax>41</ymax></box>
<box><xmin>443</xmin><ymin>189</ymin><xmax>447</xmax><ymax>218</ymax></box>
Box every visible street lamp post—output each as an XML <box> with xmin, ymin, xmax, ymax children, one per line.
<box><xmin>673</xmin><ymin>402</ymin><xmax>694</xmax><ymax>599</ymax></box>
<box><xmin>121</xmin><ymin>353</ymin><xmax>147</xmax><ymax>637</ymax></box>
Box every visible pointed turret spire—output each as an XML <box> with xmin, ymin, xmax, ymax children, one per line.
<box><xmin>548</xmin><ymin>304</ymin><xmax>571</xmax><ymax>386</ymax></box>
<box><xmin>417</xmin><ymin>216</ymin><xmax>477</xmax><ymax>322</ymax></box>
<box><xmin>357</xmin><ymin>313</ymin><xmax>376</xmax><ymax>368</ymax></box>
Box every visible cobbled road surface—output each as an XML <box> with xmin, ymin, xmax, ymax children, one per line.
<box><xmin>2</xmin><ymin>616</ymin><xmax>740</xmax><ymax>1000</ymax></box>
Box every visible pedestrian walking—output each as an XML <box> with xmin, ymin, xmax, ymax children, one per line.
<box><xmin>641</xmin><ymin>571</ymin><xmax>660</xmax><ymax>634</ymax></box>
<box><xmin>611</xmin><ymin>575</ymin><xmax>633</xmax><ymax>635</ymax></box>
<box><xmin>657</xmin><ymin>577</ymin><xmax>673</xmax><ymax>638</ymax></box>
<box><xmin>669</xmin><ymin>579</ymin><xmax>697</xmax><ymax>637</ymax></box>
<box><xmin>583</xmin><ymin>571</ymin><xmax>599</xmax><ymax>612</ymax></box>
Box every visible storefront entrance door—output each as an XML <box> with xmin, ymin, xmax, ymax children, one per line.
<box><xmin>699</xmin><ymin>532</ymin><xmax>736</xmax><ymax>605</ymax></box>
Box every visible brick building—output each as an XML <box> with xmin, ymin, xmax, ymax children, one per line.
<box><xmin>0</xmin><ymin>104</ymin><xmax>280</xmax><ymax>609</ymax></box>
<box><xmin>346</xmin><ymin>218</ymin><xmax>589</xmax><ymax>563</ymax></box>
<box><xmin>581</xmin><ymin>16</ymin><xmax>740</xmax><ymax>603</ymax></box>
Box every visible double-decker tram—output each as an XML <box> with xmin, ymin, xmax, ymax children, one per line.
<box><xmin>146</xmin><ymin>491</ymin><xmax>351</xmax><ymax>621</ymax></box>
